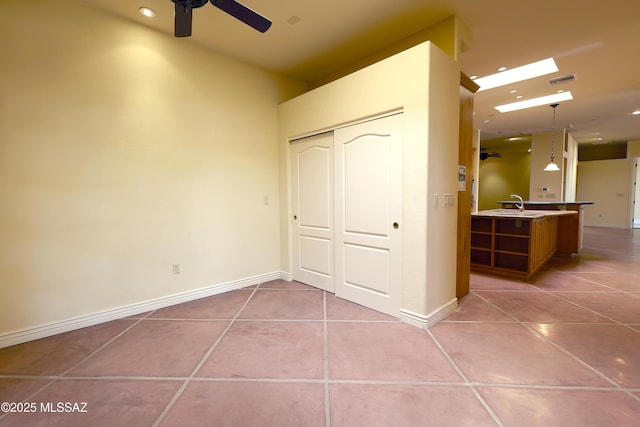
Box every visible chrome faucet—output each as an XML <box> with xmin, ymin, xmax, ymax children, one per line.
<box><xmin>510</xmin><ymin>194</ymin><xmax>524</xmax><ymax>212</ymax></box>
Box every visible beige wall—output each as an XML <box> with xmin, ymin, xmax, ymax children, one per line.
<box><xmin>628</xmin><ymin>140</ymin><xmax>640</xmax><ymax>157</ymax></box>
<box><xmin>577</xmin><ymin>159</ymin><xmax>631</xmax><ymax>228</ymax></box>
<box><xmin>310</xmin><ymin>15</ymin><xmax>472</xmax><ymax>89</ymax></box>
<box><xmin>628</xmin><ymin>141</ymin><xmax>640</xmax><ymax>225</ymax></box>
<box><xmin>564</xmin><ymin>133</ymin><xmax>579</xmax><ymax>202</ymax></box>
<box><xmin>279</xmin><ymin>42</ymin><xmax>460</xmax><ymax>321</ymax></box>
<box><xmin>635</xmin><ymin>158</ymin><xmax>640</xmax><ymax>225</ymax></box>
<box><xmin>530</xmin><ymin>130</ymin><xmax>566</xmax><ymax>201</ymax></box>
<box><xmin>0</xmin><ymin>0</ymin><xmax>306</xmax><ymax>339</ymax></box>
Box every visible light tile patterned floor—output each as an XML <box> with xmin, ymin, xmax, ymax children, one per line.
<box><xmin>1</xmin><ymin>227</ymin><xmax>639</xmax><ymax>426</ymax></box>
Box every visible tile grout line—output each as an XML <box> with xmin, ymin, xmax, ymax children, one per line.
<box><xmin>471</xmin><ymin>291</ymin><xmax>625</xmax><ymax>390</ymax></box>
<box><xmin>552</xmin><ymin>269</ymin><xmax>640</xmax><ymax>297</ymax></box>
<box><xmin>323</xmin><ymin>291</ymin><xmax>331</xmax><ymax>427</ymax></box>
<box><xmin>468</xmin><ymin>278</ymin><xmax>640</xmax><ymax>404</ymax></box>
<box><xmin>487</xmin><ymin>268</ymin><xmax>640</xmax><ymax>335</ymax></box>
<box><xmin>60</xmin><ymin>317</ymin><xmax>149</xmax><ymax>377</ymax></box>
<box><xmin>256</xmin><ymin>287</ymin><xmax>321</xmax><ymax>290</ymax></box>
<box><xmin>3</xmin><ymin>264</ymin><xmax>637</xmax><ymax>424</ymax></box>
<box><xmin>0</xmin><ymin>379</ymin><xmax>58</xmax><ymax>422</ymax></box>
<box><xmin>0</xmin><ymin>316</ymin><xmax>150</xmax><ymax>422</ymax></box>
<box><xmin>4</xmin><ymin>372</ymin><xmax>638</xmax><ymax>392</ymax></box>
<box><xmin>533</xmin><ymin>283</ymin><xmax>640</xmax><ymax>335</ymax></box>
<box><xmin>425</xmin><ymin>329</ymin><xmax>505</xmax><ymax>427</ymax></box>
<box><xmin>532</xmin><ymin>279</ymin><xmax>640</xmax><ymax>404</ymax></box>
<box><xmin>441</xmin><ymin>319</ymin><xmax>619</xmax><ymax>325</ymax></box>
<box><xmin>151</xmin><ymin>284</ymin><xmax>261</xmax><ymax>427</ymax></box>
<box><xmin>141</xmin><ymin>317</ymin><xmax>398</xmax><ymax>323</ymax></box>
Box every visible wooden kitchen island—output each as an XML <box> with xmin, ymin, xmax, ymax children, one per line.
<box><xmin>471</xmin><ymin>210</ymin><xmax>578</xmax><ymax>280</ymax></box>
<box><xmin>498</xmin><ymin>201</ymin><xmax>594</xmax><ymax>256</ymax></box>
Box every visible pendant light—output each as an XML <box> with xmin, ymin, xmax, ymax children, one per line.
<box><xmin>544</xmin><ymin>103</ymin><xmax>561</xmax><ymax>171</ymax></box>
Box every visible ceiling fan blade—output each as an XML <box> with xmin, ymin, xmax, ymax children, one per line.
<box><xmin>210</xmin><ymin>0</ymin><xmax>272</xmax><ymax>33</ymax></box>
<box><xmin>174</xmin><ymin>3</ymin><xmax>192</xmax><ymax>37</ymax></box>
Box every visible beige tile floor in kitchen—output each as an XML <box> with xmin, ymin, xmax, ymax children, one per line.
<box><xmin>1</xmin><ymin>226</ymin><xmax>639</xmax><ymax>426</ymax></box>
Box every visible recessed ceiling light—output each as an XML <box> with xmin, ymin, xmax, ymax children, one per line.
<box><xmin>139</xmin><ymin>7</ymin><xmax>156</xmax><ymax>18</ymax></box>
<box><xmin>475</xmin><ymin>58</ymin><xmax>559</xmax><ymax>92</ymax></box>
<box><xmin>633</xmin><ymin>110</ymin><xmax>640</xmax><ymax>115</ymax></box>
<box><xmin>470</xmin><ymin>75</ymin><xmax>478</xmax><ymax>80</ymax></box>
<box><xmin>510</xmin><ymin>90</ymin><xmax>518</xmax><ymax>94</ymax></box>
<box><xmin>498</xmin><ymin>66</ymin><xmax>507</xmax><ymax>72</ymax></box>
<box><xmin>516</xmin><ymin>95</ymin><xmax>523</xmax><ymax>99</ymax></box>
<box><xmin>495</xmin><ymin>91</ymin><xmax>573</xmax><ymax>113</ymax></box>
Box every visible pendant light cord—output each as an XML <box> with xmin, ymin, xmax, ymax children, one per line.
<box><xmin>550</xmin><ymin>103</ymin><xmax>559</xmax><ymax>162</ymax></box>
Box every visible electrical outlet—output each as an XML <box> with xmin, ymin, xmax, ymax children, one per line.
<box><xmin>172</xmin><ymin>264</ymin><xmax>181</xmax><ymax>274</ymax></box>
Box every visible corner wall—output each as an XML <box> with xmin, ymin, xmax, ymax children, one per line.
<box><xmin>577</xmin><ymin>159</ymin><xmax>631</xmax><ymax>227</ymax></box>
<box><xmin>628</xmin><ymin>141</ymin><xmax>640</xmax><ymax>157</ymax></box>
<box><xmin>310</xmin><ymin>15</ymin><xmax>471</xmax><ymax>89</ymax></box>
<box><xmin>0</xmin><ymin>0</ymin><xmax>306</xmax><ymax>341</ymax></box>
<box><xmin>278</xmin><ymin>42</ymin><xmax>460</xmax><ymax>322</ymax></box>
<box><xmin>628</xmin><ymin>141</ymin><xmax>640</xmax><ymax>227</ymax></box>
<box><xmin>564</xmin><ymin>133</ymin><xmax>579</xmax><ymax>202</ymax></box>
<box><xmin>530</xmin><ymin>130</ymin><xmax>566</xmax><ymax>201</ymax></box>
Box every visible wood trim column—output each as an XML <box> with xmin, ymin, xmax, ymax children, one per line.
<box><xmin>457</xmin><ymin>73</ymin><xmax>480</xmax><ymax>298</ymax></box>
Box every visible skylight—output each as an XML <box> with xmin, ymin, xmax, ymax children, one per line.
<box><xmin>474</xmin><ymin>58</ymin><xmax>559</xmax><ymax>92</ymax></box>
<box><xmin>495</xmin><ymin>91</ymin><xmax>573</xmax><ymax>113</ymax></box>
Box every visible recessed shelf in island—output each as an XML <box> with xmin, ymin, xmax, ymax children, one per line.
<box><xmin>470</xmin><ymin>210</ymin><xmax>576</xmax><ymax>279</ymax></box>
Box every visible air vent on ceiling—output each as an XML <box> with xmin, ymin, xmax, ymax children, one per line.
<box><xmin>548</xmin><ymin>74</ymin><xmax>576</xmax><ymax>86</ymax></box>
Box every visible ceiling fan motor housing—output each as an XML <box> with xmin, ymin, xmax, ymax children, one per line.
<box><xmin>171</xmin><ymin>0</ymin><xmax>272</xmax><ymax>37</ymax></box>
<box><xmin>171</xmin><ymin>0</ymin><xmax>209</xmax><ymax>9</ymax></box>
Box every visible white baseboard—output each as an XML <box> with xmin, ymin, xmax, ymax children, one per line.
<box><xmin>279</xmin><ymin>271</ymin><xmax>292</xmax><ymax>281</ymax></box>
<box><xmin>400</xmin><ymin>297</ymin><xmax>458</xmax><ymax>329</ymax></box>
<box><xmin>584</xmin><ymin>223</ymin><xmax>631</xmax><ymax>229</ymax></box>
<box><xmin>0</xmin><ymin>271</ymin><xmax>285</xmax><ymax>349</ymax></box>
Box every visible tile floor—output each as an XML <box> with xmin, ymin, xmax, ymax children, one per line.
<box><xmin>1</xmin><ymin>226</ymin><xmax>639</xmax><ymax>426</ymax></box>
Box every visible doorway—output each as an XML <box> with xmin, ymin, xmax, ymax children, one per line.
<box><xmin>634</xmin><ymin>157</ymin><xmax>639</xmax><ymax>228</ymax></box>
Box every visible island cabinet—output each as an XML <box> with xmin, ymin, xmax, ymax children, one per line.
<box><xmin>471</xmin><ymin>216</ymin><xmax>558</xmax><ymax>279</ymax></box>
<box><xmin>498</xmin><ymin>201</ymin><xmax>593</xmax><ymax>255</ymax></box>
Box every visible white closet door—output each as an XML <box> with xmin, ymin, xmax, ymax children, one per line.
<box><xmin>291</xmin><ymin>132</ymin><xmax>335</xmax><ymax>292</ymax></box>
<box><xmin>334</xmin><ymin>114</ymin><xmax>403</xmax><ymax>316</ymax></box>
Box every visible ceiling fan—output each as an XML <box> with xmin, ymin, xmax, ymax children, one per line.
<box><xmin>171</xmin><ymin>0</ymin><xmax>272</xmax><ymax>37</ymax></box>
<box><xmin>480</xmin><ymin>148</ymin><xmax>501</xmax><ymax>161</ymax></box>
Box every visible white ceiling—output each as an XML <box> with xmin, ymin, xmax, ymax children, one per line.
<box><xmin>84</xmin><ymin>0</ymin><xmax>640</xmax><ymax>146</ymax></box>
